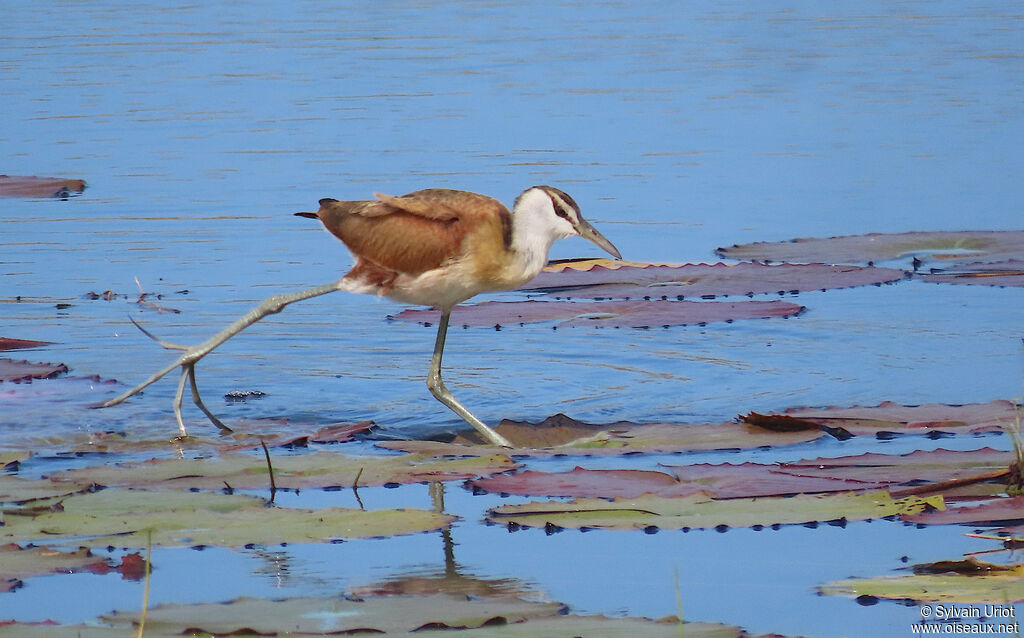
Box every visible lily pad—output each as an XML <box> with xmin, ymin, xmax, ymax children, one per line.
<box><xmin>0</xmin><ymin>175</ymin><xmax>86</xmax><ymax>198</ymax></box>
<box><xmin>0</xmin><ymin>359</ymin><xmax>68</xmax><ymax>383</ymax></box>
<box><xmin>0</xmin><ymin>544</ymin><xmax>112</xmax><ymax>593</ymax></box>
<box><xmin>522</xmin><ymin>261</ymin><xmax>906</xmax><ymax>300</ymax></box>
<box><xmin>0</xmin><ymin>488</ymin><xmax>452</xmax><ymax>547</ymax></box>
<box><xmin>102</xmin><ymin>593</ymin><xmax>567</xmax><ymax>635</ymax></box>
<box><xmin>394</xmin><ymin>298</ymin><xmax>804</xmax><ymax>329</ymax></box>
<box><xmin>902</xmin><ymin>495</ymin><xmax>1024</xmax><ymax>526</ymax></box>
<box><xmin>0</xmin><ymin>338</ymin><xmax>55</xmax><ymax>352</ymax></box>
<box><xmin>914</xmin><ymin>259</ymin><xmax>1024</xmax><ymax>287</ymax></box>
<box><xmin>49</xmin><ymin>451</ymin><xmax>517</xmax><ymax>490</ymax></box>
<box><xmin>0</xmin><ymin>474</ymin><xmax>96</xmax><ymax>505</ymax></box>
<box><xmin>716</xmin><ymin>230</ymin><xmax>1024</xmax><ymax>268</ymax></box>
<box><xmin>760</xmin><ymin>400</ymin><xmax>1019</xmax><ymax>437</ymax></box>
<box><xmin>821</xmin><ymin>558</ymin><xmax>1024</xmax><ymax>603</ymax></box>
<box><xmin>486</xmin><ymin>490</ymin><xmax>943</xmax><ymax>531</ymax></box>
<box><xmin>380</xmin><ymin>414</ymin><xmax>823</xmax><ymax>457</ymax></box>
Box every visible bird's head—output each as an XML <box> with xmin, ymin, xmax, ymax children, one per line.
<box><xmin>514</xmin><ymin>185</ymin><xmax>622</xmax><ymax>259</ymax></box>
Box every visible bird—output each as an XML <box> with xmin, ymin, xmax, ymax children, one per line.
<box><xmin>100</xmin><ymin>186</ymin><xmax>620</xmax><ymax>447</ymax></box>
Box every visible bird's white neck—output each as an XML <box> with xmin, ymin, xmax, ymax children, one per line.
<box><xmin>509</xmin><ymin>188</ymin><xmax>571</xmax><ymax>282</ymax></box>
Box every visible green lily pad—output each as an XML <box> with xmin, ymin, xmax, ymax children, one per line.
<box><xmin>49</xmin><ymin>451</ymin><xmax>517</xmax><ymax>491</ymax></box>
<box><xmin>486</xmin><ymin>490</ymin><xmax>943</xmax><ymax>531</ymax></box>
<box><xmin>821</xmin><ymin>558</ymin><xmax>1024</xmax><ymax>603</ymax></box>
<box><xmin>0</xmin><ymin>488</ymin><xmax>452</xmax><ymax>547</ymax></box>
<box><xmin>0</xmin><ymin>474</ymin><xmax>95</xmax><ymax>506</ymax></box>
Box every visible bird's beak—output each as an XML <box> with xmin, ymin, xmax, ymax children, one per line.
<box><xmin>576</xmin><ymin>219</ymin><xmax>622</xmax><ymax>260</ymax></box>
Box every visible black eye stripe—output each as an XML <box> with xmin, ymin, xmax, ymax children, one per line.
<box><xmin>555</xmin><ymin>208</ymin><xmax>571</xmax><ymax>219</ymax></box>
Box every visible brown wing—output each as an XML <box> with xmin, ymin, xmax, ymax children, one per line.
<box><xmin>304</xmin><ymin>189</ymin><xmax>512</xmax><ymax>276</ymax></box>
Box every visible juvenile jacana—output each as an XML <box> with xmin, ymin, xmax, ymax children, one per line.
<box><xmin>101</xmin><ymin>186</ymin><xmax>621</xmax><ymax>447</ymax></box>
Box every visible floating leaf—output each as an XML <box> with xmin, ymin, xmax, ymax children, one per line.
<box><xmin>486</xmin><ymin>490</ymin><xmax>943</xmax><ymax>531</ymax></box>
<box><xmin>0</xmin><ymin>359</ymin><xmax>68</xmax><ymax>383</ymax></box>
<box><xmin>101</xmin><ymin>593</ymin><xmax>567</xmax><ymax>635</ymax></box>
<box><xmin>821</xmin><ymin>558</ymin><xmax>1024</xmax><ymax>603</ymax></box>
<box><xmin>381</xmin><ymin>414</ymin><xmax>823</xmax><ymax>457</ymax></box>
<box><xmin>0</xmin><ymin>544</ymin><xmax>112</xmax><ymax>593</ymax></box>
<box><xmin>0</xmin><ymin>175</ymin><xmax>86</xmax><ymax>198</ymax></box>
<box><xmin>471</xmin><ymin>449</ymin><xmax>1010</xmax><ymax>500</ymax></box>
<box><xmin>915</xmin><ymin>259</ymin><xmax>1024</xmax><ymax>287</ymax></box>
<box><xmin>762</xmin><ymin>400</ymin><xmax>1019</xmax><ymax>437</ymax></box>
<box><xmin>0</xmin><ymin>338</ymin><xmax>55</xmax><ymax>352</ymax></box>
<box><xmin>394</xmin><ymin>298</ymin><xmax>804</xmax><ymax>329</ymax></box>
<box><xmin>0</xmin><ymin>488</ymin><xmax>452</xmax><ymax>547</ymax></box>
<box><xmin>716</xmin><ymin>230</ymin><xmax>1024</xmax><ymax>268</ymax></box>
<box><xmin>0</xmin><ymin>474</ymin><xmax>95</xmax><ymax>505</ymax></box>
<box><xmin>49</xmin><ymin>451</ymin><xmax>517</xmax><ymax>491</ymax></box>
<box><xmin>522</xmin><ymin>261</ymin><xmax>905</xmax><ymax>300</ymax></box>
<box><xmin>903</xmin><ymin>495</ymin><xmax>1024</xmax><ymax>526</ymax></box>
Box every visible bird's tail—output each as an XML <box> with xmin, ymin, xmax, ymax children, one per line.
<box><xmin>294</xmin><ymin>212</ymin><xmax>318</xmax><ymax>219</ymax></box>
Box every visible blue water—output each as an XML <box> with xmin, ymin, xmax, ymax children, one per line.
<box><xmin>2</xmin><ymin>1</ymin><xmax>1023</xmax><ymax>636</ymax></box>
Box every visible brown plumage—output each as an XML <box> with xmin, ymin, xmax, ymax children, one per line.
<box><xmin>298</xmin><ymin>188</ymin><xmax>511</xmax><ymax>277</ymax></box>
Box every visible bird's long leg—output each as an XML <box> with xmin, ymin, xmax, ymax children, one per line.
<box><xmin>426</xmin><ymin>308</ymin><xmax>513</xmax><ymax>448</ymax></box>
<box><xmin>98</xmin><ymin>281</ymin><xmax>343</xmax><ymax>433</ymax></box>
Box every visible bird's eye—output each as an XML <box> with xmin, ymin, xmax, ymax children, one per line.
<box><xmin>555</xmin><ymin>208</ymin><xmax>571</xmax><ymax>220</ymax></box>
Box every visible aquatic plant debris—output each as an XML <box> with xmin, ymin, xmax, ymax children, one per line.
<box><xmin>0</xmin><ymin>488</ymin><xmax>453</xmax><ymax>548</ymax></box>
<box><xmin>394</xmin><ymin>298</ymin><xmax>804</xmax><ymax>328</ymax></box>
<box><xmin>522</xmin><ymin>260</ymin><xmax>906</xmax><ymax>299</ymax></box>
<box><xmin>0</xmin><ymin>175</ymin><xmax>86</xmax><ymax>198</ymax></box>
<box><xmin>486</xmin><ymin>490</ymin><xmax>943</xmax><ymax>531</ymax></box>
<box><xmin>715</xmin><ymin>230</ymin><xmax>1024</xmax><ymax>270</ymax></box>
<box><xmin>48</xmin><ymin>451</ymin><xmax>517</xmax><ymax>490</ymax></box>
<box><xmin>821</xmin><ymin>557</ymin><xmax>1024</xmax><ymax>604</ymax></box>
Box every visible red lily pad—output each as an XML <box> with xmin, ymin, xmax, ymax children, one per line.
<box><xmin>716</xmin><ymin>230</ymin><xmax>1024</xmax><ymax>268</ymax></box>
<box><xmin>522</xmin><ymin>261</ymin><xmax>906</xmax><ymax>300</ymax></box>
<box><xmin>0</xmin><ymin>359</ymin><xmax>69</xmax><ymax>383</ymax></box>
<box><xmin>914</xmin><ymin>260</ymin><xmax>1024</xmax><ymax>287</ymax></box>
<box><xmin>903</xmin><ymin>495</ymin><xmax>1024</xmax><ymax>526</ymax></box>
<box><xmin>0</xmin><ymin>175</ymin><xmax>86</xmax><ymax>199</ymax></box>
<box><xmin>766</xmin><ymin>400</ymin><xmax>1018</xmax><ymax>437</ymax></box>
<box><xmin>469</xmin><ymin>448</ymin><xmax>1010</xmax><ymax>500</ymax></box>
<box><xmin>393</xmin><ymin>298</ymin><xmax>804</xmax><ymax>329</ymax></box>
<box><xmin>0</xmin><ymin>338</ymin><xmax>55</xmax><ymax>352</ymax></box>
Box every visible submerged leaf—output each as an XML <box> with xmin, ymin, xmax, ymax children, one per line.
<box><xmin>522</xmin><ymin>261</ymin><xmax>905</xmax><ymax>300</ymax></box>
<box><xmin>487</xmin><ymin>490</ymin><xmax>943</xmax><ymax>531</ymax></box>
<box><xmin>394</xmin><ymin>298</ymin><xmax>804</xmax><ymax>329</ymax></box>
